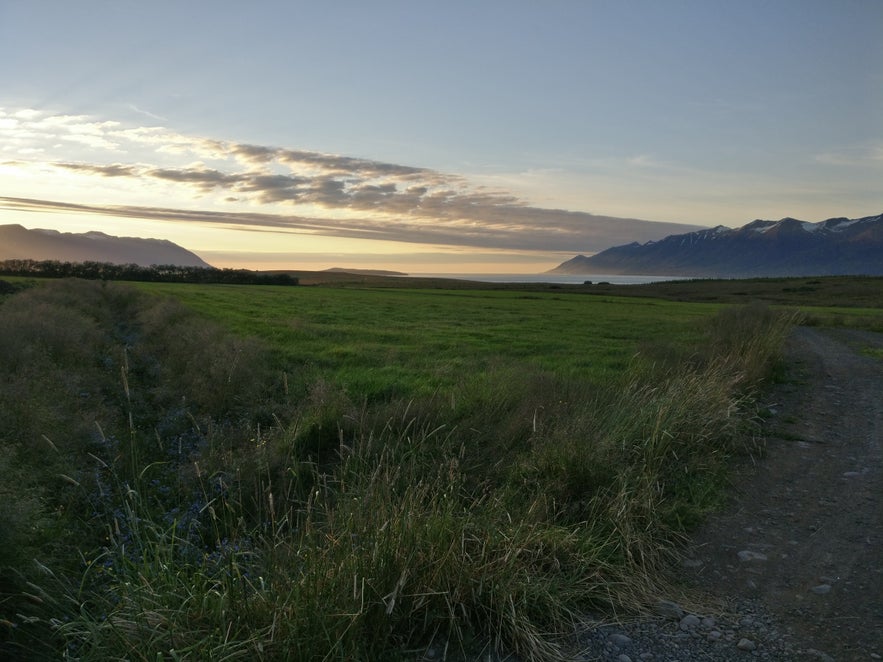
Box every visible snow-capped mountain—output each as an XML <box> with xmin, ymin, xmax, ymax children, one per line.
<box><xmin>549</xmin><ymin>213</ymin><xmax>883</xmax><ymax>277</ymax></box>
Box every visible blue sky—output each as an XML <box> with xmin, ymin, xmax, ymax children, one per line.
<box><xmin>1</xmin><ymin>1</ymin><xmax>881</xmax><ymax>272</ymax></box>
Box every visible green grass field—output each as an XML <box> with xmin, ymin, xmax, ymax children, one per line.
<box><xmin>135</xmin><ymin>283</ymin><xmax>719</xmax><ymax>398</ymax></box>
<box><xmin>0</xmin><ymin>276</ymin><xmax>855</xmax><ymax>660</ymax></box>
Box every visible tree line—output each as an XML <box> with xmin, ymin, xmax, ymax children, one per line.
<box><xmin>0</xmin><ymin>259</ymin><xmax>298</xmax><ymax>285</ymax></box>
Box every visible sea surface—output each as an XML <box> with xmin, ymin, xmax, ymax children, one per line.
<box><xmin>408</xmin><ymin>273</ymin><xmax>691</xmax><ymax>285</ymax></box>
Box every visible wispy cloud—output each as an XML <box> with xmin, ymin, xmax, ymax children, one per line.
<box><xmin>813</xmin><ymin>143</ymin><xmax>883</xmax><ymax>166</ymax></box>
<box><xmin>126</xmin><ymin>104</ymin><xmax>167</xmax><ymax>122</ymax></box>
<box><xmin>0</xmin><ymin>108</ymin><xmax>704</xmax><ymax>252</ymax></box>
<box><xmin>626</xmin><ymin>154</ymin><xmax>667</xmax><ymax>168</ymax></box>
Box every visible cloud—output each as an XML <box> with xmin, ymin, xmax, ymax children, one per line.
<box><xmin>231</xmin><ymin>143</ymin><xmax>277</xmax><ymax>164</ymax></box>
<box><xmin>813</xmin><ymin>143</ymin><xmax>883</xmax><ymax>166</ymax></box>
<box><xmin>1</xmin><ymin>108</ymin><xmax>706</xmax><ymax>252</ymax></box>
<box><xmin>274</xmin><ymin>148</ymin><xmax>430</xmax><ymax>178</ymax></box>
<box><xmin>46</xmin><ymin>158</ymin><xmax>519</xmax><ymax>218</ymax></box>
<box><xmin>145</xmin><ymin>166</ymin><xmax>245</xmax><ymax>191</ymax></box>
<box><xmin>0</xmin><ymin>195</ymin><xmax>701</xmax><ymax>253</ymax></box>
<box><xmin>7</xmin><ymin>113</ymin><xmax>123</xmax><ymax>151</ymax></box>
<box><xmin>54</xmin><ymin>162</ymin><xmax>139</xmax><ymax>177</ymax></box>
<box><xmin>626</xmin><ymin>154</ymin><xmax>675</xmax><ymax>169</ymax></box>
<box><xmin>127</xmin><ymin>104</ymin><xmax>167</xmax><ymax>122</ymax></box>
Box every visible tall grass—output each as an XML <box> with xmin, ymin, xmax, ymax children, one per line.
<box><xmin>0</xmin><ymin>280</ymin><xmax>799</xmax><ymax>660</ymax></box>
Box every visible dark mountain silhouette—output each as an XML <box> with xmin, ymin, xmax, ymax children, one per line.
<box><xmin>0</xmin><ymin>224</ymin><xmax>212</xmax><ymax>267</ymax></box>
<box><xmin>548</xmin><ymin>213</ymin><xmax>883</xmax><ymax>277</ymax></box>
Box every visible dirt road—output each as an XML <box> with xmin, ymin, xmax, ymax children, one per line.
<box><xmin>680</xmin><ymin>326</ymin><xmax>883</xmax><ymax>659</ymax></box>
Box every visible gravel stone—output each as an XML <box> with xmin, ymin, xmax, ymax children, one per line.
<box><xmin>652</xmin><ymin>599</ymin><xmax>683</xmax><ymax>620</ymax></box>
<box><xmin>607</xmin><ymin>633</ymin><xmax>632</xmax><ymax>647</ymax></box>
<box><xmin>737</xmin><ymin>550</ymin><xmax>768</xmax><ymax>562</ymax></box>
<box><xmin>679</xmin><ymin>614</ymin><xmax>701</xmax><ymax>631</ymax></box>
<box><xmin>571</xmin><ymin>597</ymin><xmax>798</xmax><ymax>661</ymax></box>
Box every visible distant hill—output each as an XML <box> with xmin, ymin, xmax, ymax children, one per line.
<box><xmin>0</xmin><ymin>224</ymin><xmax>212</xmax><ymax>268</ymax></box>
<box><xmin>324</xmin><ymin>267</ymin><xmax>408</xmax><ymax>276</ymax></box>
<box><xmin>548</xmin><ymin>213</ymin><xmax>883</xmax><ymax>277</ymax></box>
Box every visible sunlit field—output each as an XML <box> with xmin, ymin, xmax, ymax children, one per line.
<box><xmin>135</xmin><ymin>283</ymin><xmax>718</xmax><ymax>398</ymax></box>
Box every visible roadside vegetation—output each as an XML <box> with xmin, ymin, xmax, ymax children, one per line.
<box><xmin>0</xmin><ymin>278</ymin><xmax>805</xmax><ymax>659</ymax></box>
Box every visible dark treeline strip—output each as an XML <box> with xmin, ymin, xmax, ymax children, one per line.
<box><xmin>0</xmin><ymin>259</ymin><xmax>298</xmax><ymax>285</ymax></box>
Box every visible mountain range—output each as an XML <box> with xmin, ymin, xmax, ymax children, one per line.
<box><xmin>549</xmin><ymin>213</ymin><xmax>883</xmax><ymax>277</ymax></box>
<box><xmin>0</xmin><ymin>224</ymin><xmax>212</xmax><ymax>268</ymax></box>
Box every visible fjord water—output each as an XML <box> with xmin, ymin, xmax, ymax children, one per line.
<box><xmin>410</xmin><ymin>273</ymin><xmax>692</xmax><ymax>285</ymax></box>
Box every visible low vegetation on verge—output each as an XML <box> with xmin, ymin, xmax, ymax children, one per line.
<box><xmin>0</xmin><ymin>279</ymin><xmax>800</xmax><ymax>660</ymax></box>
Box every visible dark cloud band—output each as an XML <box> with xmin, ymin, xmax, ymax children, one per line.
<box><xmin>0</xmin><ymin>195</ymin><xmax>701</xmax><ymax>253</ymax></box>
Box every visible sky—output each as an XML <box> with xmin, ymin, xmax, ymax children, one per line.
<box><xmin>1</xmin><ymin>0</ymin><xmax>881</xmax><ymax>273</ymax></box>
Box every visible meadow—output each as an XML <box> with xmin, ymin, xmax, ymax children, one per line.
<box><xmin>0</xmin><ymin>276</ymin><xmax>854</xmax><ymax>660</ymax></box>
<box><xmin>135</xmin><ymin>283</ymin><xmax>719</xmax><ymax>399</ymax></box>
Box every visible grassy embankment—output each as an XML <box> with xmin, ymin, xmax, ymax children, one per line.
<box><xmin>0</xmin><ymin>276</ymin><xmax>840</xmax><ymax>660</ymax></box>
